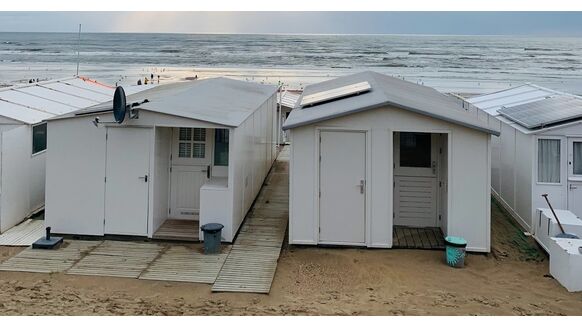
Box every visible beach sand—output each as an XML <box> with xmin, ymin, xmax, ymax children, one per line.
<box><xmin>0</xmin><ymin>201</ymin><xmax>580</xmax><ymax>315</ymax></box>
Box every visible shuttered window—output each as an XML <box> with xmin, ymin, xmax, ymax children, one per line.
<box><xmin>178</xmin><ymin>128</ymin><xmax>206</xmax><ymax>158</ymax></box>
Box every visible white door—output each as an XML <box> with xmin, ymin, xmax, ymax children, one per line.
<box><xmin>568</xmin><ymin>138</ymin><xmax>582</xmax><ymax>218</ymax></box>
<box><xmin>105</xmin><ymin>128</ymin><xmax>151</xmax><ymax>236</ymax></box>
<box><xmin>169</xmin><ymin>127</ymin><xmax>212</xmax><ymax>219</ymax></box>
<box><xmin>393</xmin><ymin>132</ymin><xmax>438</xmax><ymax>227</ymax></box>
<box><xmin>319</xmin><ymin>130</ymin><xmax>366</xmax><ymax>245</ymax></box>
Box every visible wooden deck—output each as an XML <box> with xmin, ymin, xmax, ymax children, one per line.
<box><xmin>393</xmin><ymin>226</ymin><xmax>445</xmax><ymax>250</ymax></box>
<box><xmin>139</xmin><ymin>245</ymin><xmax>230</xmax><ymax>284</ymax></box>
<box><xmin>212</xmin><ymin>147</ymin><xmax>289</xmax><ymax>294</ymax></box>
<box><xmin>67</xmin><ymin>240</ymin><xmax>164</xmax><ymax>278</ymax></box>
<box><xmin>152</xmin><ymin>219</ymin><xmax>199</xmax><ymax>241</ymax></box>
<box><xmin>0</xmin><ymin>240</ymin><xmax>101</xmax><ymax>273</ymax></box>
<box><xmin>0</xmin><ymin>219</ymin><xmax>45</xmax><ymax>246</ymax></box>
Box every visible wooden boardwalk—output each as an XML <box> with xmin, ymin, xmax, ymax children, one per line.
<box><xmin>393</xmin><ymin>226</ymin><xmax>445</xmax><ymax>250</ymax></box>
<box><xmin>0</xmin><ymin>219</ymin><xmax>45</xmax><ymax>246</ymax></box>
<box><xmin>67</xmin><ymin>240</ymin><xmax>164</xmax><ymax>278</ymax></box>
<box><xmin>153</xmin><ymin>219</ymin><xmax>199</xmax><ymax>241</ymax></box>
<box><xmin>212</xmin><ymin>147</ymin><xmax>289</xmax><ymax>294</ymax></box>
<box><xmin>139</xmin><ymin>245</ymin><xmax>230</xmax><ymax>284</ymax></box>
<box><xmin>0</xmin><ymin>240</ymin><xmax>101</xmax><ymax>273</ymax></box>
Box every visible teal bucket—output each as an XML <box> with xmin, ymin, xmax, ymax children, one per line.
<box><xmin>445</xmin><ymin>236</ymin><xmax>467</xmax><ymax>268</ymax></box>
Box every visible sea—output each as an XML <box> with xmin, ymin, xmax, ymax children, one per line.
<box><xmin>1</xmin><ymin>32</ymin><xmax>582</xmax><ymax>95</ymax></box>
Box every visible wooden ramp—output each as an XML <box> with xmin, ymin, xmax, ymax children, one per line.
<box><xmin>212</xmin><ymin>147</ymin><xmax>289</xmax><ymax>294</ymax></box>
<box><xmin>0</xmin><ymin>240</ymin><xmax>101</xmax><ymax>273</ymax></box>
<box><xmin>0</xmin><ymin>219</ymin><xmax>45</xmax><ymax>246</ymax></box>
<box><xmin>139</xmin><ymin>245</ymin><xmax>230</xmax><ymax>284</ymax></box>
<box><xmin>67</xmin><ymin>240</ymin><xmax>164</xmax><ymax>278</ymax></box>
<box><xmin>393</xmin><ymin>226</ymin><xmax>445</xmax><ymax>250</ymax></box>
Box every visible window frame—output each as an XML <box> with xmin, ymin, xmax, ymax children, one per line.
<box><xmin>31</xmin><ymin>122</ymin><xmax>47</xmax><ymax>156</ymax></box>
<box><xmin>213</xmin><ymin>129</ymin><xmax>229</xmax><ymax>167</ymax></box>
<box><xmin>536</xmin><ymin>136</ymin><xmax>562</xmax><ymax>185</ymax></box>
<box><xmin>177</xmin><ymin>127</ymin><xmax>207</xmax><ymax>159</ymax></box>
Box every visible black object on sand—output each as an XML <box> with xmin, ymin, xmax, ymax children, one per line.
<box><xmin>32</xmin><ymin>227</ymin><xmax>64</xmax><ymax>249</ymax></box>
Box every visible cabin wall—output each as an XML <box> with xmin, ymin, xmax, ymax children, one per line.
<box><xmin>0</xmin><ymin>125</ymin><xmax>32</xmax><ymax>232</ymax></box>
<box><xmin>45</xmin><ymin>117</ymin><xmax>107</xmax><ymax>235</ymax></box>
<box><xmin>288</xmin><ymin>106</ymin><xmax>491</xmax><ymax>251</ymax></box>
<box><xmin>229</xmin><ymin>93</ymin><xmax>278</xmax><ymax>241</ymax></box>
<box><xmin>151</xmin><ymin>127</ymin><xmax>172</xmax><ymax>235</ymax></box>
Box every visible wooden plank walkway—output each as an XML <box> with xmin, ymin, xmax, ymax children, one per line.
<box><xmin>0</xmin><ymin>240</ymin><xmax>101</xmax><ymax>273</ymax></box>
<box><xmin>152</xmin><ymin>219</ymin><xmax>199</xmax><ymax>241</ymax></box>
<box><xmin>0</xmin><ymin>219</ymin><xmax>45</xmax><ymax>246</ymax></box>
<box><xmin>139</xmin><ymin>245</ymin><xmax>230</xmax><ymax>284</ymax></box>
<box><xmin>67</xmin><ymin>240</ymin><xmax>164</xmax><ymax>278</ymax></box>
<box><xmin>393</xmin><ymin>226</ymin><xmax>445</xmax><ymax>250</ymax></box>
<box><xmin>212</xmin><ymin>147</ymin><xmax>289</xmax><ymax>294</ymax></box>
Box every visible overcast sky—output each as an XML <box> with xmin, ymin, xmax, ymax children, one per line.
<box><xmin>1</xmin><ymin>12</ymin><xmax>582</xmax><ymax>36</ymax></box>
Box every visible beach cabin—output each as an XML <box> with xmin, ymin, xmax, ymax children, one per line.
<box><xmin>277</xmin><ymin>90</ymin><xmax>301</xmax><ymax>145</ymax></box>
<box><xmin>0</xmin><ymin>77</ymin><xmax>121</xmax><ymax>233</ymax></box>
<box><xmin>45</xmin><ymin>77</ymin><xmax>278</xmax><ymax>242</ymax></box>
<box><xmin>283</xmin><ymin>71</ymin><xmax>500</xmax><ymax>252</ymax></box>
<box><xmin>467</xmin><ymin>84</ymin><xmax>582</xmax><ymax>233</ymax></box>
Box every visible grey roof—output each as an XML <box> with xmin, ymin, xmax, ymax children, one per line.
<box><xmin>467</xmin><ymin>84</ymin><xmax>562</xmax><ymax>116</ymax></box>
<box><xmin>497</xmin><ymin>95</ymin><xmax>582</xmax><ymax>129</ymax></box>
<box><xmin>64</xmin><ymin>77</ymin><xmax>277</xmax><ymax>127</ymax></box>
<box><xmin>0</xmin><ymin>77</ymin><xmax>115</xmax><ymax>124</ymax></box>
<box><xmin>282</xmin><ymin>71</ymin><xmax>500</xmax><ymax>136</ymax></box>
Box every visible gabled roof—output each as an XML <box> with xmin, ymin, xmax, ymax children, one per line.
<box><xmin>0</xmin><ymin>77</ymin><xmax>115</xmax><ymax>124</ymax></box>
<box><xmin>68</xmin><ymin>77</ymin><xmax>277</xmax><ymax>127</ymax></box>
<box><xmin>467</xmin><ymin>84</ymin><xmax>563</xmax><ymax>116</ymax></box>
<box><xmin>282</xmin><ymin>71</ymin><xmax>500</xmax><ymax>136</ymax></box>
<box><xmin>467</xmin><ymin>84</ymin><xmax>582</xmax><ymax>133</ymax></box>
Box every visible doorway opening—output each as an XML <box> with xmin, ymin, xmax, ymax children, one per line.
<box><xmin>392</xmin><ymin>132</ymin><xmax>448</xmax><ymax>249</ymax></box>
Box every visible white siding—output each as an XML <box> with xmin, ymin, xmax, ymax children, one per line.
<box><xmin>288</xmin><ymin>106</ymin><xmax>491</xmax><ymax>252</ymax></box>
<box><xmin>45</xmin><ymin>118</ymin><xmax>107</xmax><ymax>235</ymax></box>
<box><xmin>151</xmin><ymin>127</ymin><xmax>172</xmax><ymax>235</ymax></box>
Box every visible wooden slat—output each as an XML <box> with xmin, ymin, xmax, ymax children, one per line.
<box><xmin>153</xmin><ymin>219</ymin><xmax>199</xmax><ymax>241</ymax></box>
<box><xmin>0</xmin><ymin>219</ymin><xmax>45</xmax><ymax>246</ymax></box>
<box><xmin>393</xmin><ymin>226</ymin><xmax>445</xmax><ymax>250</ymax></box>
<box><xmin>212</xmin><ymin>149</ymin><xmax>289</xmax><ymax>294</ymax></box>
<box><xmin>0</xmin><ymin>240</ymin><xmax>102</xmax><ymax>273</ymax></box>
<box><xmin>139</xmin><ymin>245</ymin><xmax>230</xmax><ymax>284</ymax></box>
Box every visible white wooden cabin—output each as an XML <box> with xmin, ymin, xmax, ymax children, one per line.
<box><xmin>0</xmin><ymin>77</ymin><xmax>124</xmax><ymax>233</ymax></box>
<box><xmin>283</xmin><ymin>71</ymin><xmax>501</xmax><ymax>252</ymax></box>
<box><xmin>468</xmin><ymin>84</ymin><xmax>582</xmax><ymax>233</ymax></box>
<box><xmin>45</xmin><ymin>77</ymin><xmax>278</xmax><ymax>242</ymax></box>
<box><xmin>276</xmin><ymin>90</ymin><xmax>301</xmax><ymax>145</ymax></box>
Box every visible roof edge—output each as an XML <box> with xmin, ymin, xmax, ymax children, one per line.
<box><xmin>283</xmin><ymin>100</ymin><xmax>501</xmax><ymax>136</ymax></box>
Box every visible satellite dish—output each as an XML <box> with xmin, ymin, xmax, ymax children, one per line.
<box><xmin>112</xmin><ymin>86</ymin><xmax>127</xmax><ymax>124</ymax></box>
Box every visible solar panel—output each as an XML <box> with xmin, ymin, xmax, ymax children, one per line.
<box><xmin>498</xmin><ymin>95</ymin><xmax>582</xmax><ymax>129</ymax></box>
<box><xmin>300</xmin><ymin>81</ymin><xmax>371</xmax><ymax>107</ymax></box>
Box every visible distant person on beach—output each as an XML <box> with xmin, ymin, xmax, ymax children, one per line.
<box><xmin>144</xmin><ymin>77</ymin><xmax>149</xmax><ymax>85</ymax></box>
<box><xmin>151</xmin><ymin>73</ymin><xmax>154</xmax><ymax>80</ymax></box>
<box><xmin>157</xmin><ymin>75</ymin><xmax>160</xmax><ymax>84</ymax></box>
<box><xmin>137</xmin><ymin>79</ymin><xmax>142</xmax><ymax>85</ymax></box>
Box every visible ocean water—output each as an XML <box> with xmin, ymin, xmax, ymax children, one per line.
<box><xmin>1</xmin><ymin>32</ymin><xmax>582</xmax><ymax>94</ymax></box>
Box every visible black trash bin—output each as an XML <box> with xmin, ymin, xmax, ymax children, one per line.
<box><xmin>200</xmin><ymin>223</ymin><xmax>224</xmax><ymax>254</ymax></box>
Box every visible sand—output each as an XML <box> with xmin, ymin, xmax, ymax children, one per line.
<box><xmin>0</xmin><ymin>201</ymin><xmax>581</xmax><ymax>315</ymax></box>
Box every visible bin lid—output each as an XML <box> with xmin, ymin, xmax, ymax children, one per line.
<box><xmin>201</xmin><ymin>223</ymin><xmax>224</xmax><ymax>232</ymax></box>
<box><xmin>445</xmin><ymin>236</ymin><xmax>467</xmax><ymax>247</ymax></box>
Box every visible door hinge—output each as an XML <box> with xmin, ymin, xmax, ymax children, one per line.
<box><xmin>439</xmin><ymin>147</ymin><xmax>442</xmax><ymax>154</ymax></box>
<box><xmin>104</xmin><ymin>177</ymin><xmax>106</xmax><ymax>183</ymax></box>
<box><xmin>439</xmin><ymin>181</ymin><xmax>442</xmax><ymax>187</ymax></box>
<box><xmin>169</xmin><ymin>208</ymin><xmax>171</xmax><ymax>215</ymax></box>
<box><xmin>105</xmin><ymin>132</ymin><xmax>108</xmax><ymax>140</ymax></box>
<box><xmin>319</xmin><ymin>190</ymin><xmax>321</xmax><ymax>198</ymax></box>
<box><xmin>393</xmin><ymin>162</ymin><xmax>395</xmax><ymax>169</ymax></box>
<box><xmin>393</xmin><ymin>212</ymin><xmax>395</xmax><ymax>218</ymax></box>
<box><xmin>170</xmin><ymin>167</ymin><xmax>172</xmax><ymax>173</ymax></box>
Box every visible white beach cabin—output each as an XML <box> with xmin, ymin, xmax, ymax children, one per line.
<box><xmin>276</xmin><ymin>90</ymin><xmax>301</xmax><ymax>145</ymax></box>
<box><xmin>0</xmin><ymin>77</ymin><xmax>120</xmax><ymax>233</ymax></box>
<box><xmin>467</xmin><ymin>84</ymin><xmax>582</xmax><ymax>234</ymax></box>
<box><xmin>283</xmin><ymin>71</ymin><xmax>500</xmax><ymax>252</ymax></box>
<box><xmin>45</xmin><ymin>77</ymin><xmax>278</xmax><ymax>242</ymax></box>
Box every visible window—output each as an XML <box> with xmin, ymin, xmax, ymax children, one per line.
<box><xmin>400</xmin><ymin>132</ymin><xmax>431</xmax><ymax>168</ymax></box>
<box><xmin>574</xmin><ymin>141</ymin><xmax>582</xmax><ymax>176</ymax></box>
<box><xmin>178</xmin><ymin>128</ymin><xmax>206</xmax><ymax>158</ymax></box>
<box><xmin>538</xmin><ymin>139</ymin><xmax>560</xmax><ymax>183</ymax></box>
<box><xmin>214</xmin><ymin>129</ymin><xmax>229</xmax><ymax>166</ymax></box>
<box><xmin>32</xmin><ymin>123</ymin><xmax>47</xmax><ymax>154</ymax></box>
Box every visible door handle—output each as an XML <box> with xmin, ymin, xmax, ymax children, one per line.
<box><xmin>571</xmin><ymin>184</ymin><xmax>578</xmax><ymax>190</ymax></box>
<box><xmin>138</xmin><ymin>175</ymin><xmax>148</xmax><ymax>182</ymax></box>
<box><xmin>358</xmin><ymin>179</ymin><xmax>365</xmax><ymax>194</ymax></box>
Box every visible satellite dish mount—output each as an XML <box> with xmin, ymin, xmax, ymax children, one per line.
<box><xmin>92</xmin><ymin>86</ymin><xmax>146</xmax><ymax>127</ymax></box>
